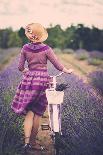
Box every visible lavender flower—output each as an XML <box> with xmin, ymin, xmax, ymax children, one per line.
<box><xmin>60</xmin><ymin>73</ymin><xmax>103</xmax><ymax>155</ymax></box>
<box><xmin>0</xmin><ymin>53</ymin><xmax>24</xmax><ymax>155</ymax></box>
<box><xmin>1</xmin><ymin>48</ymin><xmax>103</xmax><ymax>155</ymax></box>
<box><xmin>87</xmin><ymin>70</ymin><xmax>103</xmax><ymax>95</ymax></box>
<box><xmin>88</xmin><ymin>51</ymin><xmax>103</xmax><ymax>66</ymax></box>
<box><xmin>89</xmin><ymin>51</ymin><xmax>103</xmax><ymax>60</ymax></box>
<box><xmin>75</xmin><ymin>49</ymin><xmax>89</xmax><ymax>60</ymax></box>
<box><xmin>48</xmin><ymin>62</ymin><xmax>103</xmax><ymax>155</ymax></box>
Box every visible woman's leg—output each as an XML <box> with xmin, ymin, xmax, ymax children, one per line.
<box><xmin>23</xmin><ymin>111</ymin><xmax>34</xmax><ymax>144</ymax></box>
<box><xmin>30</xmin><ymin>113</ymin><xmax>41</xmax><ymax>146</ymax></box>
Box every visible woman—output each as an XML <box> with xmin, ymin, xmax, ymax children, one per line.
<box><xmin>11</xmin><ymin>23</ymin><xmax>73</xmax><ymax>152</ymax></box>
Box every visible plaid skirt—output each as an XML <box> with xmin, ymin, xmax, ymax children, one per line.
<box><xmin>11</xmin><ymin>68</ymin><xmax>52</xmax><ymax>116</ymax></box>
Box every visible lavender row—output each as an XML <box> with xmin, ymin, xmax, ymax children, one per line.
<box><xmin>0</xmin><ymin>54</ymin><xmax>25</xmax><ymax>155</ymax></box>
<box><xmin>0</xmin><ymin>53</ymin><xmax>103</xmax><ymax>154</ymax></box>
<box><xmin>74</xmin><ymin>49</ymin><xmax>103</xmax><ymax>68</ymax></box>
<box><xmin>75</xmin><ymin>49</ymin><xmax>103</xmax><ymax>60</ymax></box>
<box><xmin>49</xmin><ymin>63</ymin><xmax>103</xmax><ymax>155</ymax></box>
<box><xmin>87</xmin><ymin>70</ymin><xmax>103</xmax><ymax>96</ymax></box>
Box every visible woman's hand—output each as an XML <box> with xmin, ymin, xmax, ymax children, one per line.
<box><xmin>66</xmin><ymin>69</ymin><xmax>74</xmax><ymax>74</ymax></box>
<box><xmin>62</xmin><ymin>67</ymin><xmax>74</xmax><ymax>74</ymax></box>
<box><xmin>22</xmin><ymin>68</ymin><xmax>29</xmax><ymax>74</ymax></box>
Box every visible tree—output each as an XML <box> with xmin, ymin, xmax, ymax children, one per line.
<box><xmin>46</xmin><ymin>25</ymin><xmax>65</xmax><ymax>48</ymax></box>
<box><xmin>8</xmin><ymin>31</ymin><xmax>22</xmax><ymax>47</ymax></box>
<box><xmin>18</xmin><ymin>27</ymin><xmax>28</xmax><ymax>46</ymax></box>
<box><xmin>90</xmin><ymin>26</ymin><xmax>101</xmax><ymax>50</ymax></box>
<box><xmin>0</xmin><ymin>28</ymin><xmax>12</xmax><ymax>48</ymax></box>
<box><xmin>64</xmin><ymin>25</ymin><xmax>77</xmax><ymax>49</ymax></box>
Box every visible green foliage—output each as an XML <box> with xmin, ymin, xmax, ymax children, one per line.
<box><xmin>8</xmin><ymin>31</ymin><xmax>22</xmax><ymax>47</ymax></box>
<box><xmin>0</xmin><ymin>28</ymin><xmax>13</xmax><ymax>48</ymax></box>
<box><xmin>53</xmin><ymin>48</ymin><xmax>62</xmax><ymax>53</ymax></box>
<box><xmin>64</xmin><ymin>25</ymin><xmax>78</xmax><ymax>49</ymax></box>
<box><xmin>46</xmin><ymin>25</ymin><xmax>65</xmax><ymax>49</ymax></box>
<box><xmin>0</xmin><ymin>88</ymin><xmax>24</xmax><ymax>155</ymax></box>
<box><xmin>45</xmin><ymin>24</ymin><xmax>103</xmax><ymax>51</ymax></box>
<box><xmin>1</xmin><ymin>24</ymin><xmax>103</xmax><ymax>52</ymax></box>
<box><xmin>2</xmin><ymin>58</ymin><xmax>9</xmax><ymax>65</ymax></box>
<box><xmin>75</xmin><ymin>49</ymin><xmax>89</xmax><ymax>60</ymax></box>
<box><xmin>3</xmin><ymin>91</ymin><xmax>12</xmax><ymax>105</ymax></box>
<box><xmin>88</xmin><ymin>58</ymin><xmax>103</xmax><ymax>65</ymax></box>
<box><xmin>62</xmin><ymin>48</ymin><xmax>74</xmax><ymax>54</ymax></box>
<box><xmin>18</xmin><ymin>27</ymin><xmax>28</xmax><ymax>45</ymax></box>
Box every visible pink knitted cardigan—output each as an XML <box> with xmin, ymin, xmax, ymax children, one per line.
<box><xmin>18</xmin><ymin>42</ymin><xmax>64</xmax><ymax>71</ymax></box>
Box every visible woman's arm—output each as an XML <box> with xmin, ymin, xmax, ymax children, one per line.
<box><xmin>62</xmin><ymin>67</ymin><xmax>73</xmax><ymax>74</ymax></box>
<box><xmin>18</xmin><ymin>49</ymin><xmax>26</xmax><ymax>72</ymax></box>
<box><xmin>46</xmin><ymin>47</ymin><xmax>73</xmax><ymax>73</ymax></box>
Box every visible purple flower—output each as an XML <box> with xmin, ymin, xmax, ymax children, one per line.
<box><xmin>0</xmin><ymin>54</ymin><xmax>24</xmax><ymax>154</ymax></box>
<box><xmin>60</xmin><ymin>73</ymin><xmax>103</xmax><ymax>155</ymax></box>
<box><xmin>89</xmin><ymin>51</ymin><xmax>103</xmax><ymax>60</ymax></box>
<box><xmin>87</xmin><ymin>70</ymin><xmax>103</xmax><ymax>95</ymax></box>
<box><xmin>75</xmin><ymin>49</ymin><xmax>89</xmax><ymax>60</ymax></box>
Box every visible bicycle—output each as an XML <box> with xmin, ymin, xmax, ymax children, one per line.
<box><xmin>41</xmin><ymin>72</ymin><xmax>66</xmax><ymax>155</ymax></box>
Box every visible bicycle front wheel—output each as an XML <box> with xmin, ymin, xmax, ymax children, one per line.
<box><xmin>54</xmin><ymin>132</ymin><xmax>60</xmax><ymax>155</ymax></box>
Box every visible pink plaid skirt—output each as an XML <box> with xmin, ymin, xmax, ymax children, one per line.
<box><xmin>11</xmin><ymin>68</ymin><xmax>51</xmax><ymax>116</ymax></box>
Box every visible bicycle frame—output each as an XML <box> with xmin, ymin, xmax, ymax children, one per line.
<box><xmin>46</xmin><ymin>72</ymin><xmax>64</xmax><ymax>134</ymax></box>
<box><xmin>40</xmin><ymin>72</ymin><xmax>64</xmax><ymax>155</ymax></box>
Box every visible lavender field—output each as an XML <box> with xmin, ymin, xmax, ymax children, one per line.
<box><xmin>48</xmin><ymin>63</ymin><xmax>103</xmax><ymax>155</ymax></box>
<box><xmin>0</xmin><ymin>53</ymin><xmax>24</xmax><ymax>155</ymax></box>
<box><xmin>0</xmin><ymin>48</ymin><xmax>103</xmax><ymax>155</ymax></box>
<box><xmin>0</xmin><ymin>48</ymin><xmax>20</xmax><ymax>71</ymax></box>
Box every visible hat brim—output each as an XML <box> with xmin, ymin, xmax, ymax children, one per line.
<box><xmin>39</xmin><ymin>30</ymin><xmax>48</xmax><ymax>42</ymax></box>
<box><xmin>25</xmin><ymin>26</ymin><xmax>48</xmax><ymax>43</ymax></box>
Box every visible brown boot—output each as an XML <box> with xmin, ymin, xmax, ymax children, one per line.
<box><xmin>31</xmin><ymin>141</ymin><xmax>45</xmax><ymax>151</ymax></box>
<box><xmin>30</xmin><ymin>128</ymin><xmax>46</xmax><ymax>151</ymax></box>
<box><xmin>29</xmin><ymin>127</ymin><xmax>37</xmax><ymax>145</ymax></box>
<box><xmin>30</xmin><ymin>114</ymin><xmax>46</xmax><ymax>151</ymax></box>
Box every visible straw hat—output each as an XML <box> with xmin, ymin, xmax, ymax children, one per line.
<box><xmin>25</xmin><ymin>23</ymin><xmax>48</xmax><ymax>43</ymax></box>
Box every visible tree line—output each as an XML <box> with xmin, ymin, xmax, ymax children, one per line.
<box><xmin>0</xmin><ymin>24</ymin><xmax>103</xmax><ymax>52</ymax></box>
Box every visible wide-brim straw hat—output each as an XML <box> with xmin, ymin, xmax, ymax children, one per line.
<box><xmin>25</xmin><ymin>23</ymin><xmax>48</xmax><ymax>43</ymax></box>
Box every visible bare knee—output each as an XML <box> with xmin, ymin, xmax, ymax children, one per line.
<box><xmin>26</xmin><ymin>110</ymin><xmax>34</xmax><ymax>118</ymax></box>
<box><xmin>34</xmin><ymin>113</ymin><xmax>41</xmax><ymax>120</ymax></box>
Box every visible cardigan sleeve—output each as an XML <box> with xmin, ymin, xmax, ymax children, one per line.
<box><xmin>18</xmin><ymin>48</ymin><xmax>26</xmax><ymax>71</ymax></box>
<box><xmin>46</xmin><ymin>47</ymin><xmax>64</xmax><ymax>71</ymax></box>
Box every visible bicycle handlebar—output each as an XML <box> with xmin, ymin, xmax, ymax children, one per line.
<box><xmin>50</xmin><ymin>71</ymin><xmax>64</xmax><ymax>78</ymax></box>
<box><xmin>48</xmin><ymin>72</ymin><xmax>64</xmax><ymax>89</ymax></box>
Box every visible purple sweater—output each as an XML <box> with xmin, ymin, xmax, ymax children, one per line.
<box><xmin>18</xmin><ymin>42</ymin><xmax>64</xmax><ymax>71</ymax></box>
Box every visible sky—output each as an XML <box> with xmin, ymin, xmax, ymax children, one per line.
<box><xmin>0</xmin><ymin>0</ymin><xmax>103</xmax><ymax>30</ymax></box>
